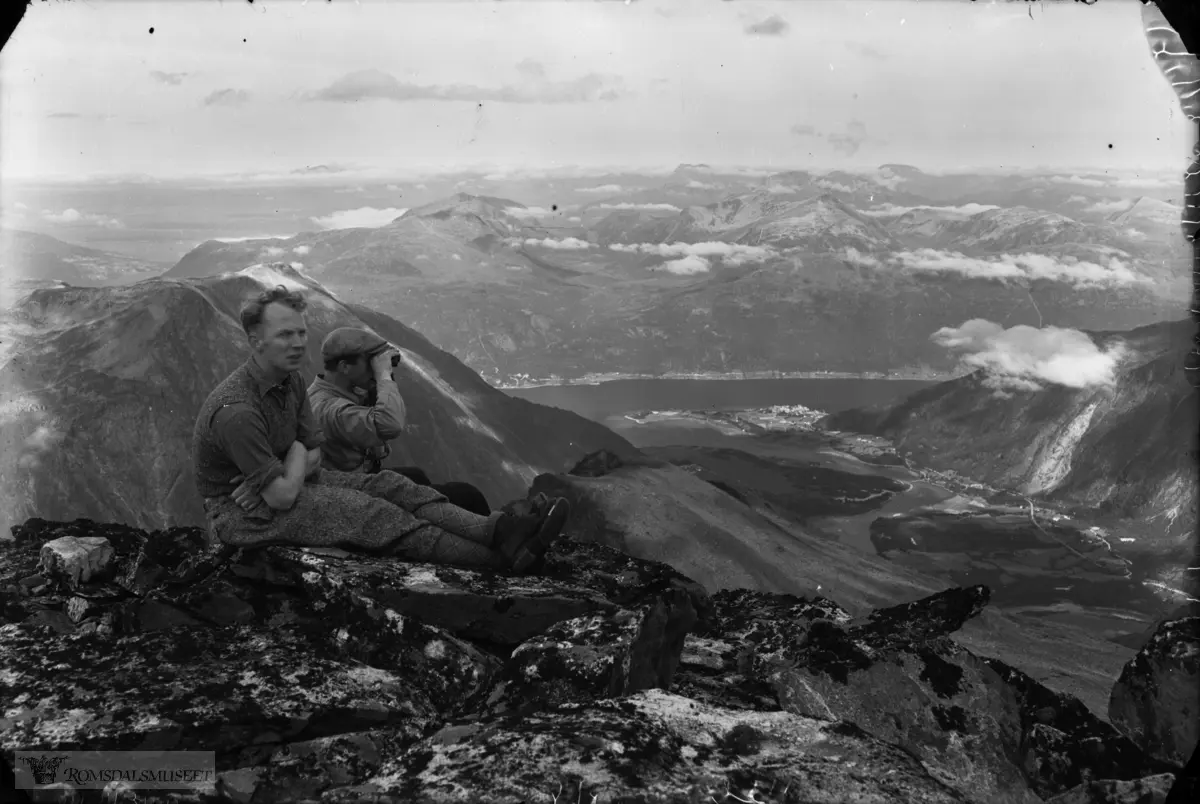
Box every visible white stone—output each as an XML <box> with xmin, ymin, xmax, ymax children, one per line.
<box><xmin>39</xmin><ymin>536</ymin><xmax>115</xmax><ymax>588</ymax></box>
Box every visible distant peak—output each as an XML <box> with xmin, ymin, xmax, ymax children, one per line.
<box><xmin>406</xmin><ymin>192</ymin><xmax>528</xmax><ymax>219</ymax></box>
<box><xmin>223</xmin><ymin>261</ymin><xmax>312</xmax><ymax>291</ymax></box>
<box><xmin>877</xmin><ymin>164</ymin><xmax>923</xmax><ymax>177</ymax></box>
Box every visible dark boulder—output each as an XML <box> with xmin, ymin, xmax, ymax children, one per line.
<box><xmin>1109</xmin><ymin>616</ymin><xmax>1200</xmax><ymax>767</ymax></box>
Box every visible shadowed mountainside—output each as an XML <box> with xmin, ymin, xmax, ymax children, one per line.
<box><xmin>822</xmin><ymin>318</ymin><xmax>1198</xmax><ymax>558</ymax></box>
<box><xmin>0</xmin><ymin>262</ymin><xmax>636</xmax><ymax>539</ymax></box>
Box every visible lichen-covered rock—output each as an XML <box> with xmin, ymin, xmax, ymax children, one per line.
<box><xmin>491</xmin><ymin>595</ymin><xmax>698</xmax><ymax>716</ymax></box>
<box><xmin>225</xmin><ymin>537</ymin><xmax>707</xmax><ymax>647</ymax></box>
<box><xmin>322</xmin><ymin>690</ymin><xmax>970</xmax><ymax>803</ymax></box>
<box><xmin>675</xmin><ymin>585</ymin><xmax>1037</xmax><ymax>803</ymax></box>
<box><xmin>1109</xmin><ymin>617</ymin><xmax>1200</xmax><ymax>767</ymax></box>
<box><xmin>0</xmin><ymin>623</ymin><xmax>439</xmax><ymax>764</ymax></box>
<box><xmin>1044</xmin><ymin>773</ymin><xmax>1177</xmax><ymax>804</ymax></box>
<box><xmin>2</xmin><ymin>515</ymin><xmax>1185</xmax><ymax>804</ymax></box>
<box><xmin>985</xmin><ymin>657</ymin><xmax>1177</xmax><ymax>798</ymax></box>
<box><xmin>39</xmin><ymin>535</ymin><xmax>116</xmax><ymax>588</ymax></box>
<box><xmin>216</xmin><ymin>728</ymin><xmax>417</xmax><ymax>804</ymax></box>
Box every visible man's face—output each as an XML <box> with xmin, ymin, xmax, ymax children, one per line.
<box><xmin>251</xmin><ymin>302</ymin><xmax>307</xmax><ymax>373</ymax></box>
<box><xmin>342</xmin><ymin>354</ymin><xmax>375</xmax><ymax>390</ymax></box>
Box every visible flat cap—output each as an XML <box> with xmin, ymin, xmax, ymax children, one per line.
<box><xmin>321</xmin><ymin>327</ymin><xmax>390</xmax><ymax>362</ymax></box>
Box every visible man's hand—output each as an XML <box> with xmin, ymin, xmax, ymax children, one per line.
<box><xmin>228</xmin><ymin>475</ymin><xmax>261</xmax><ymax>511</ymax></box>
<box><xmin>369</xmin><ymin>347</ymin><xmax>401</xmax><ymax>379</ymax></box>
<box><xmin>304</xmin><ymin>447</ymin><xmax>322</xmax><ymax>480</ymax></box>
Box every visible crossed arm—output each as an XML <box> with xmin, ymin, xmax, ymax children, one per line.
<box><xmin>215</xmin><ymin>392</ymin><xmax>327</xmax><ymax>513</ymax></box>
<box><xmin>230</xmin><ymin>442</ymin><xmax>320</xmax><ymax>512</ymax></box>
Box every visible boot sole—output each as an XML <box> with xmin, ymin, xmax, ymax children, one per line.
<box><xmin>511</xmin><ymin>498</ymin><xmax>570</xmax><ymax>574</ymax></box>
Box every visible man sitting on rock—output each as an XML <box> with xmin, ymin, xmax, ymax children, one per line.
<box><xmin>306</xmin><ymin>327</ymin><xmax>491</xmax><ymax>517</ymax></box>
<box><xmin>191</xmin><ymin>284</ymin><xmax>568</xmax><ymax>574</ymax></box>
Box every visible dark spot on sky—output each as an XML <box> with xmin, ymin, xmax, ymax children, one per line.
<box><xmin>149</xmin><ymin>27</ymin><xmax>154</xmax><ymax>34</ymax></box>
<box><xmin>551</xmin><ymin>204</ymin><xmax>558</xmax><ymax>211</ymax></box>
<box><xmin>1108</xmin><ymin>144</ymin><xmax>1113</xmax><ymax>149</ymax></box>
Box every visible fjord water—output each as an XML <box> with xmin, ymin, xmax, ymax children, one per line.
<box><xmin>503</xmin><ymin>377</ymin><xmax>939</xmax><ymax>428</ymax></box>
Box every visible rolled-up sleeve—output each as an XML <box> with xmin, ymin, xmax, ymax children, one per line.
<box><xmin>323</xmin><ymin>398</ymin><xmax>390</xmax><ymax>451</ymax></box>
<box><xmin>370</xmin><ymin>376</ymin><xmax>407</xmax><ymax>440</ymax></box>
<box><xmin>295</xmin><ymin>381</ymin><xmax>326</xmax><ymax>451</ymax></box>
<box><xmin>211</xmin><ymin>403</ymin><xmax>285</xmax><ymax>496</ymax></box>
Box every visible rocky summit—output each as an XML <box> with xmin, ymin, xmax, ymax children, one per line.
<box><xmin>1</xmin><ymin>516</ymin><xmax>1195</xmax><ymax>803</ymax></box>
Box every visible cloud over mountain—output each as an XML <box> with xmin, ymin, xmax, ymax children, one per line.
<box><xmin>305</xmin><ymin>64</ymin><xmax>623</xmax><ymax>104</ymax></box>
<box><xmin>610</xmin><ymin>241</ymin><xmax>775</xmax><ymax>271</ymax></box>
<box><xmin>41</xmin><ymin>208</ymin><xmax>123</xmax><ymax>228</ymax></box>
<box><xmin>310</xmin><ymin>207</ymin><xmax>408</xmax><ymax>229</ymax></box>
<box><xmin>203</xmin><ymin>89</ymin><xmax>251</xmax><ymax>107</ymax></box>
<box><xmin>931</xmin><ymin>319</ymin><xmax>1126</xmax><ymax>393</ymax></box>
<box><xmin>594</xmin><ymin>203</ymin><xmax>680</xmax><ymax>211</ymax></box>
<box><xmin>575</xmin><ymin>185</ymin><xmax>627</xmax><ymax>194</ymax></box>
<box><xmin>843</xmin><ymin>247</ymin><xmax>881</xmax><ymax>268</ymax></box>
<box><xmin>1046</xmin><ymin>175</ymin><xmax>1107</xmax><ymax>188</ymax></box>
<box><xmin>523</xmin><ymin>237</ymin><xmax>594</xmax><ymax>250</ymax></box>
<box><xmin>656</xmin><ymin>255</ymin><xmax>711</xmax><ymax>275</ymax></box>
<box><xmin>1086</xmin><ymin>199</ymin><xmax>1134</xmax><ymax>214</ymax></box>
<box><xmin>889</xmin><ymin>248</ymin><xmax>1145</xmax><ymax>287</ymax></box>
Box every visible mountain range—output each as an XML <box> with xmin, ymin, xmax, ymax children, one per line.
<box><xmin>0</xmin><ymin>228</ymin><xmax>166</xmax><ymax>287</ymax></box>
<box><xmin>77</xmin><ymin>163</ymin><xmax>1184</xmax><ymax>385</ymax></box>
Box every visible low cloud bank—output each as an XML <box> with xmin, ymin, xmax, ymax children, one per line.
<box><xmin>890</xmin><ymin>248</ymin><xmax>1144</xmax><ymax>287</ymax></box>
<box><xmin>42</xmin><ymin>208</ymin><xmax>124</xmax><ymax>228</ymax></box>
<box><xmin>310</xmin><ymin>207</ymin><xmax>408</xmax><ymax>229</ymax></box>
<box><xmin>611</xmin><ymin>240</ymin><xmax>775</xmax><ymax>274</ymax></box>
<box><xmin>1085</xmin><ymin>199</ymin><xmax>1134</xmax><ymax>214</ymax></box>
<box><xmin>815</xmin><ymin>179</ymin><xmax>855</xmax><ymax>193</ymax></box>
<box><xmin>212</xmin><ymin>234</ymin><xmax>292</xmax><ymax>243</ymax></box>
<box><xmin>523</xmin><ymin>237</ymin><xmax>593</xmax><ymax>250</ymax></box>
<box><xmin>575</xmin><ymin>184</ymin><xmax>626</xmax><ymax>194</ymax></box>
<box><xmin>932</xmin><ymin>319</ymin><xmax>1125</xmax><ymax>393</ymax></box>
<box><xmin>594</xmin><ymin>202</ymin><xmax>680</xmax><ymax>212</ymax></box>
<box><xmin>843</xmin><ymin>247</ymin><xmax>881</xmax><ymax>267</ymax></box>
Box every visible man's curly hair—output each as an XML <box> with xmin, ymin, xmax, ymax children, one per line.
<box><xmin>240</xmin><ymin>282</ymin><xmax>307</xmax><ymax>337</ymax></box>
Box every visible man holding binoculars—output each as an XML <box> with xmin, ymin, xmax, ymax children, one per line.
<box><xmin>307</xmin><ymin>327</ymin><xmax>492</xmax><ymax>515</ymax></box>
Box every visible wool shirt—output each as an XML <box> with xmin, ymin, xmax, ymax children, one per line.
<box><xmin>192</xmin><ymin>356</ymin><xmax>326</xmax><ymax>500</ymax></box>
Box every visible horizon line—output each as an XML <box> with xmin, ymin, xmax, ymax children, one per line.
<box><xmin>0</xmin><ymin>162</ymin><xmax>1188</xmax><ymax>186</ymax></box>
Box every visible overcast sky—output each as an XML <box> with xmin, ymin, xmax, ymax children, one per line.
<box><xmin>0</xmin><ymin>0</ymin><xmax>1191</xmax><ymax>181</ymax></box>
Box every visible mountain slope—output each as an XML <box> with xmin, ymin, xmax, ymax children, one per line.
<box><xmin>821</xmin><ymin>318</ymin><xmax>1198</xmax><ymax>555</ymax></box>
<box><xmin>162</xmin><ymin>185</ymin><xmax>1189</xmax><ymax>384</ymax></box>
<box><xmin>0</xmin><ymin>263</ymin><xmax>636</xmax><ymax>538</ymax></box>
<box><xmin>0</xmin><ymin>229</ymin><xmax>167</xmax><ymax>286</ymax></box>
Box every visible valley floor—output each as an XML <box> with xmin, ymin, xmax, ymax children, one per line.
<box><xmin>598</xmin><ymin>403</ymin><xmax>1196</xmax><ymax>718</ymax></box>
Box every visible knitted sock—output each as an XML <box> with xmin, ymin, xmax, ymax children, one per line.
<box><xmin>415</xmin><ymin>502</ymin><xmax>503</xmax><ymax>546</ymax></box>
